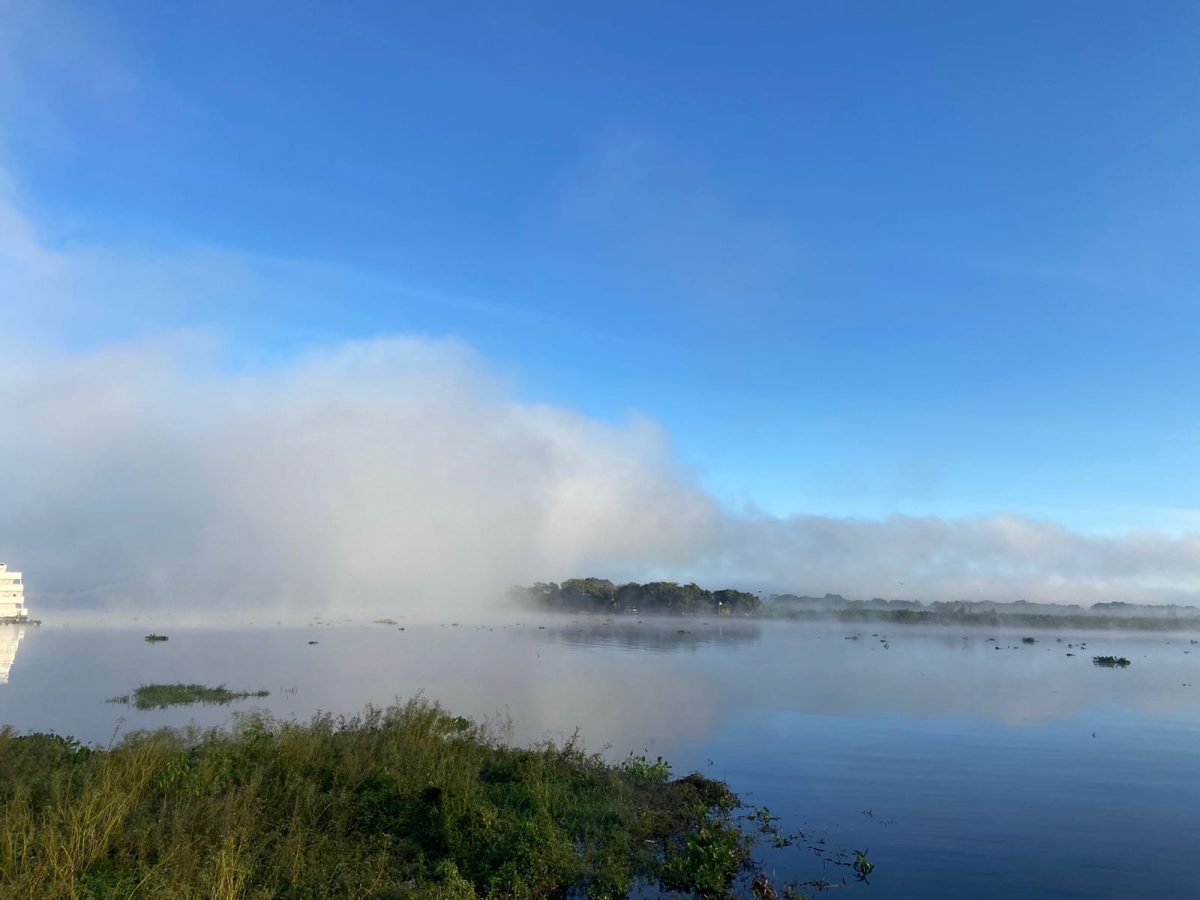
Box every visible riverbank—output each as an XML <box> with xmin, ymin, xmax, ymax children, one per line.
<box><xmin>0</xmin><ymin>698</ymin><xmax>750</xmax><ymax>899</ymax></box>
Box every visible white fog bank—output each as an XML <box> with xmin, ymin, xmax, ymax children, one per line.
<box><xmin>1</xmin><ymin>336</ymin><xmax>1197</xmax><ymax>619</ymax></box>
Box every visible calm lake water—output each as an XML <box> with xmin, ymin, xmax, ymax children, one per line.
<box><xmin>2</xmin><ymin>617</ymin><xmax>1199</xmax><ymax>898</ymax></box>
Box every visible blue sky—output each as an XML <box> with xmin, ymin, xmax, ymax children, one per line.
<box><xmin>3</xmin><ymin>0</ymin><xmax>1198</xmax><ymax>533</ymax></box>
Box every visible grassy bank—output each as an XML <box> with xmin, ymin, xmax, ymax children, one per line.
<box><xmin>107</xmin><ymin>683</ymin><xmax>271</xmax><ymax>710</ymax></box>
<box><xmin>0</xmin><ymin>699</ymin><xmax>749</xmax><ymax>898</ymax></box>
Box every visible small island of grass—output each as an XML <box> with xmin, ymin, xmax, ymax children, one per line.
<box><xmin>107</xmin><ymin>683</ymin><xmax>270</xmax><ymax>710</ymax></box>
<box><xmin>0</xmin><ymin>699</ymin><xmax>757</xmax><ymax>898</ymax></box>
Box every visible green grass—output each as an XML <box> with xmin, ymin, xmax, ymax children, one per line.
<box><xmin>106</xmin><ymin>683</ymin><xmax>271</xmax><ymax>710</ymax></box>
<box><xmin>0</xmin><ymin>699</ymin><xmax>749</xmax><ymax>898</ymax></box>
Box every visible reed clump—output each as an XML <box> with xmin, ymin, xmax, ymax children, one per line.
<box><xmin>0</xmin><ymin>699</ymin><xmax>746</xmax><ymax>898</ymax></box>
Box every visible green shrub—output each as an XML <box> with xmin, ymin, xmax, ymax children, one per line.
<box><xmin>0</xmin><ymin>699</ymin><xmax>747</xmax><ymax>899</ymax></box>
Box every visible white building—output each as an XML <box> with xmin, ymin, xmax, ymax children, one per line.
<box><xmin>0</xmin><ymin>563</ymin><xmax>28</xmax><ymax>620</ymax></box>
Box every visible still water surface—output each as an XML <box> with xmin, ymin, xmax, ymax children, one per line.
<box><xmin>2</xmin><ymin>618</ymin><xmax>1198</xmax><ymax>898</ymax></box>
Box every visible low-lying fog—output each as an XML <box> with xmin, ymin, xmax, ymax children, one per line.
<box><xmin>4</xmin><ymin>336</ymin><xmax>1200</xmax><ymax>623</ymax></box>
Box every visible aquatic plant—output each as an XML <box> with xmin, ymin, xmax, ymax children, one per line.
<box><xmin>1092</xmin><ymin>656</ymin><xmax>1132</xmax><ymax>668</ymax></box>
<box><xmin>746</xmin><ymin>805</ymin><xmax>802</xmax><ymax>851</ymax></box>
<box><xmin>751</xmin><ymin>872</ymin><xmax>779</xmax><ymax>898</ymax></box>
<box><xmin>1021</xmin><ymin>636</ymin><xmax>1037</xmax><ymax>644</ymax></box>
<box><xmin>143</xmin><ymin>633</ymin><xmax>168</xmax><ymax>643</ymax></box>
<box><xmin>106</xmin><ymin>683</ymin><xmax>270</xmax><ymax>710</ymax></box>
<box><xmin>853</xmin><ymin>849</ymin><xmax>875</xmax><ymax>881</ymax></box>
<box><xmin>660</xmin><ymin>820</ymin><xmax>752</xmax><ymax>897</ymax></box>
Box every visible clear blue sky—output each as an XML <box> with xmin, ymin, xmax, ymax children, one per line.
<box><xmin>4</xmin><ymin>1</ymin><xmax>1198</xmax><ymax>532</ymax></box>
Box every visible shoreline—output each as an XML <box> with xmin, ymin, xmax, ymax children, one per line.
<box><xmin>0</xmin><ymin>698</ymin><xmax>785</xmax><ymax>898</ymax></box>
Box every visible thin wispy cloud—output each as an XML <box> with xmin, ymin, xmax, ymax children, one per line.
<box><xmin>551</xmin><ymin>126</ymin><xmax>805</xmax><ymax>317</ymax></box>
<box><xmin>0</xmin><ymin>0</ymin><xmax>145</xmax><ymax>146</ymax></box>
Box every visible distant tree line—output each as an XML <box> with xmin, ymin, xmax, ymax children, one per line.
<box><xmin>512</xmin><ymin>581</ymin><xmax>1200</xmax><ymax>631</ymax></box>
<box><xmin>768</xmin><ymin>595</ymin><xmax>1200</xmax><ymax>631</ymax></box>
<box><xmin>511</xmin><ymin>578</ymin><xmax>762</xmax><ymax>616</ymax></box>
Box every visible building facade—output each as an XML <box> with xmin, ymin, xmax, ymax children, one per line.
<box><xmin>0</xmin><ymin>563</ymin><xmax>28</xmax><ymax>620</ymax></box>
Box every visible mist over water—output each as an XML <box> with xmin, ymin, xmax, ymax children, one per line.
<box><xmin>3</xmin><ymin>618</ymin><xmax>1199</xmax><ymax>898</ymax></box>
<box><xmin>3</xmin><ymin>6</ymin><xmax>1199</xmax><ymax>898</ymax></box>
<box><xmin>0</xmin><ymin>337</ymin><xmax>719</xmax><ymax>619</ymax></box>
<box><xmin>2</xmin><ymin>335</ymin><xmax>1199</xmax><ymax>621</ymax></box>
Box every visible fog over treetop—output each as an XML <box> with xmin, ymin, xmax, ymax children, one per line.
<box><xmin>1</xmin><ymin>334</ymin><xmax>1198</xmax><ymax>618</ymax></box>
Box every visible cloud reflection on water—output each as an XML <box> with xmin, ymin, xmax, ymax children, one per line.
<box><xmin>1</xmin><ymin>620</ymin><xmax>1198</xmax><ymax>754</ymax></box>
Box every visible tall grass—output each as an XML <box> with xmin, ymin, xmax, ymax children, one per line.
<box><xmin>0</xmin><ymin>699</ymin><xmax>746</xmax><ymax>898</ymax></box>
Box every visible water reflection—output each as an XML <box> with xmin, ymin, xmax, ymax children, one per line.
<box><xmin>4</xmin><ymin>620</ymin><xmax>1200</xmax><ymax>746</ymax></box>
<box><xmin>534</xmin><ymin>618</ymin><xmax>761</xmax><ymax>652</ymax></box>
<box><xmin>3</xmin><ymin>619</ymin><xmax>1200</xmax><ymax>897</ymax></box>
<box><xmin>0</xmin><ymin>625</ymin><xmax>23</xmax><ymax>684</ymax></box>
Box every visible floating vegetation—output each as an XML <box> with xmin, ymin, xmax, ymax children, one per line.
<box><xmin>143</xmin><ymin>633</ymin><xmax>168</xmax><ymax>643</ymax></box>
<box><xmin>1021</xmin><ymin>636</ymin><xmax>1037</xmax><ymax>644</ymax></box>
<box><xmin>106</xmin><ymin>683</ymin><xmax>270</xmax><ymax>710</ymax></box>
<box><xmin>853</xmin><ymin>849</ymin><xmax>875</xmax><ymax>881</ymax></box>
<box><xmin>1092</xmin><ymin>656</ymin><xmax>1132</xmax><ymax>668</ymax></box>
<box><xmin>373</xmin><ymin>618</ymin><xmax>399</xmax><ymax>625</ymax></box>
<box><xmin>751</xmin><ymin>872</ymin><xmax>778</xmax><ymax>898</ymax></box>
